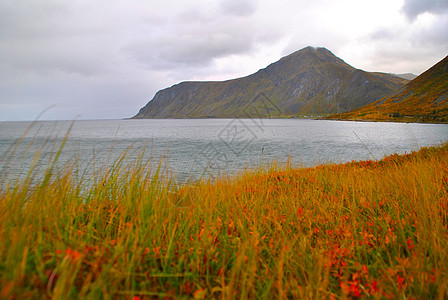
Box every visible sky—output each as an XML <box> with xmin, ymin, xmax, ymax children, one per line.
<box><xmin>0</xmin><ymin>0</ymin><xmax>447</xmax><ymax>121</ymax></box>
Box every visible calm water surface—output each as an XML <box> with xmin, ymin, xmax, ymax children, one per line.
<box><xmin>1</xmin><ymin>119</ymin><xmax>447</xmax><ymax>183</ymax></box>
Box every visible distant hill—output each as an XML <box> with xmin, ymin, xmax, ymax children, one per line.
<box><xmin>392</xmin><ymin>73</ymin><xmax>418</xmax><ymax>80</ymax></box>
<box><xmin>132</xmin><ymin>46</ymin><xmax>408</xmax><ymax>119</ymax></box>
<box><xmin>328</xmin><ymin>55</ymin><xmax>448</xmax><ymax>123</ymax></box>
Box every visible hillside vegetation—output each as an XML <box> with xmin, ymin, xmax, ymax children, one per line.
<box><xmin>328</xmin><ymin>55</ymin><xmax>448</xmax><ymax>123</ymax></box>
<box><xmin>1</xmin><ymin>141</ymin><xmax>448</xmax><ymax>299</ymax></box>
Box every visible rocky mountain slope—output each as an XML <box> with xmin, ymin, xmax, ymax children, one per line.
<box><xmin>328</xmin><ymin>54</ymin><xmax>448</xmax><ymax>123</ymax></box>
<box><xmin>133</xmin><ymin>47</ymin><xmax>408</xmax><ymax>119</ymax></box>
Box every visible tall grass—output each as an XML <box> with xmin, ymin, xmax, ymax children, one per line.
<box><xmin>0</xmin><ymin>140</ymin><xmax>447</xmax><ymax>299</ymax></box>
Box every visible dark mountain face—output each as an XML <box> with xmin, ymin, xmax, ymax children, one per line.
<box><xmin>328</xmin><ymin>54</ymin><xmax>448</xmax><ymax>123</ymax></box>
<box><xmin>133</xmin><ymin>46</ymin><xmax>408</xmax><ymax>119</ymax></box>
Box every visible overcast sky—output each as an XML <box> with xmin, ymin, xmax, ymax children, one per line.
<box><xmin>0</xmin><ymin>0</ymin><xmax>447</xmax><ymax>121</ymax></box>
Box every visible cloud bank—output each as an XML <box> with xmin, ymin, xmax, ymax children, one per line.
<box><xmin>402</xmin><ymin>0</ymin><xmax>448</xmax><ymax>19</ymax></box>
<box><xmin>0</xmin><ymin>0</ymin><xmax>447</xmax><ymax>121</ymax></box>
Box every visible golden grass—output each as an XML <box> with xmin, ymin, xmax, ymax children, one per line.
<box><xmin>1</xmin><ymin>142</ymin><xmax>448</xmax><ymax>299</ymax></box>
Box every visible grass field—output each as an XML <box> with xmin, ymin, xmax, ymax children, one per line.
<box><xmin>1</xmin><ymin>141</ymin><xmax>448</xmax><ymax>299</ymax></box>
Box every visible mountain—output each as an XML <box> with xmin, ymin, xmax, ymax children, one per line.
<box><xmin>132</xmin><ymin>46</ymin><xmax>408</xmax><ymax>119</ymax></box>
<box><xmin>328</xmin><ymin>54</ymin><xmax>448</xmax><ymax>123</ymax></box>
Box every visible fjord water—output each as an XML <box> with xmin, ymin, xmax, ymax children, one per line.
<box><xmin>1</xmin><ymin>119</ymin><xmax>447</xmax><ymax>183</ymax></box>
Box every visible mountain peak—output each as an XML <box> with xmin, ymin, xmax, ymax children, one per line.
<box><xmin>286</xmin><ymin>46</ymin><xmax>333</xmax><ymax>57</ymax></box>
<box><xmin>278</xmin><ymin>46</ymin><xmax>350</xmax><ymax>68</ymax></box>
<box><xmin>294</xmin><ymin>46</ymin><xmax>338</xmax><ymax>56</ymax></box>
<box><xmin>295</xmin><ymin>46</ymin><xmax>330</xmax><ymax>52</ymax></box>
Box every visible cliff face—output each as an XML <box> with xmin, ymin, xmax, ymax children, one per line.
<box><xmin>328</xmin><ymin>54</ymin><xmax>448</xmax><ymax>123</ymax></box>
<box><xmin>133</xmin><ymin>46</ymin><xmax>408</xmax><ymax>119</ymax></box>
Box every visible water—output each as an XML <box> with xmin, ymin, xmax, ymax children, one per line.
<box><xmin>0</xmin><ymin>119</ymin><xmax>447</xmax><ymax>184</ymax></box>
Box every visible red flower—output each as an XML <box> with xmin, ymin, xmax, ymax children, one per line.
<box><xmin>65</xmin><ymin>249</ymin><xmax>82</xmax><ymax>262</ymax></box>
<box><xmin>362</xmin><ymin>265</ymin><xmax>369</xmax><ymax>275</ymax></box>
<box><xmin>349</xmin><ymin>281</ymin><xmax>361</xmax><ymax>297</ymax></box>
<box><xmin>397</xmin><ymin>274</ymin><xmax>406</xmax><ymax>290</ymax></box>
<box><xmin>430</xmin><ymin>268</ymin><xmax>437</xmax><ymax>284</ymax></box>
<box><xmin>371</xmin><ymin>280</ymin><xmax>379</xmax><ymax>292</ymax></box>
<box><xmin>406</xmin><ymin>237</ymin><xmax>415</xmax><ymax>251</ymax></box>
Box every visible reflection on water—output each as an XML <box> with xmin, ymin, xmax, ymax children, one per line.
<box><xmin>1</xmin><ymin>119</ymin><xmax>447</xmax><ymax>184</ymax></box>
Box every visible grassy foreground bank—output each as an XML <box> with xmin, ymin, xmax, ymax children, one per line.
<box><xmin>1</xmin><ymin>143</ymin><xmax>448</xmax><ymax>299</ymax></box>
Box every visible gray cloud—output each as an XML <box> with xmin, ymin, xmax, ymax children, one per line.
<box><xmin>1</xmin><ymin>38</ymin><xmax>113</xmax><ymax>77</ymax></box>
<box><xmin>0</xmin><ymin>1</ymin><xmax>122</xmax><ymax>77</ymax></box>
<box><xmin>402</xmin><ymin>0</ymin><xmax>448</xmax><ymax>19</ymax></box>
<box><xmin>366</xmin><ymin>12</ymin><xmax>448</xmax><ymax>73</ymax></box>
<box><xmin>123</xmin><ymin>2</ymin><xmax>280</xmax><ymax>77</ymax></box>
<box><xmin>413</xmin><ymin>14</ymin><xmax>448</xmax><ymax>46</ymax></box>
<box><xmin>125</xmin><ymin>30</ymin><xmax>255</xmax><ymax>71</ymax></box>
<box><xmin>369</xmin><ymin>14</ymin><xmax>448</xmax><ymax>47</ymax></box>
<box><xmin>219</xmin><ymin>0</ymin><xmax>258</xmax><ymax>16</ymax></box>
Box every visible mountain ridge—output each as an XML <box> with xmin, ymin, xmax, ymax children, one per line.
<box><xmin>392</xmin><ymin>73</ymin><xmax>418</xmax><ymax>80</ymax></box>
<box><xmin>327</xmin><ymin>54</ymin><xmax>448</xmax><ymax>123</ymax></box>
<box><xmin>133</xmin><ymin>46</ymin><xmax>408</xmax><ymax>119</ymax></box>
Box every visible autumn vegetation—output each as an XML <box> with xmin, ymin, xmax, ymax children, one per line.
<box><xmin>328</xmin><ymin>55</ymin><xmax>448</xmax><ymax>124</ymax></box>
<box><xmin>1</xmin><ymin>139</ymin><xmax>448</xmax><ymax>299</ymax></box>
